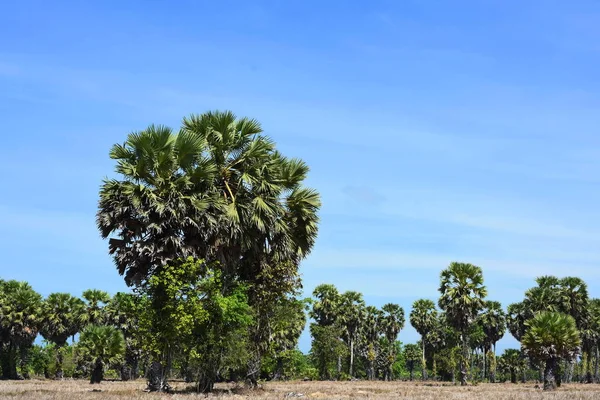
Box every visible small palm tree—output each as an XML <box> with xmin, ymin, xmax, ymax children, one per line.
<box><xmin>521</xmin><ymin>311</ymin><xmax>581</xmax><ymax>390</ymax></box>
<box><xmin>404</xmin><ymin>343</ymin><xmax>421</xmax><ymax>381</ymax></box>
<box><xmin>39</xmin><ymin>293</ymin><xmax>86</xmax><ymax>379</ymax></box>
<box><xmin>76</xmin><ymin>325</ymin><xmax>125</xmax><ymax>384</ymax></box>
<box><xmin>438</xmin><ymin>262</ymin><xmax>487</xmax><ymax>386</ymax></box>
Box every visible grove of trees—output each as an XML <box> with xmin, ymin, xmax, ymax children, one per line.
<box><xmin>1</xmin><ymin>111</ymin><xmax>598</xmax><ymax>392</ymax></box>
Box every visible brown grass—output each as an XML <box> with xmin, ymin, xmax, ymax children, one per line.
<box><xmin>1</xmin><ymin>379</ymin><xmax>600</xmax><ymax>400</ymax></box>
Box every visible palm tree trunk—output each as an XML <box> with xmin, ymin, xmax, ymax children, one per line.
<box><xmin>594</xmin><ymin>345</ymin><xmax>599</xmax><ymax>383</ymax></box>
<box><xmin>90</xmin><ymin>358</ymin><xmax>104</xmax><ymax>384</ymax></box>
<box><xmin>55</xmin><ymin>346</ymin><xmax>64</xmax><ymax>380</ymax></box>
<box><xmin>544</xmin><ymin>358</ymin><xmax>557</xmax><ymax>391</ymax></box>
<box><xmin>349</xmin><ymin>339</ymin><xmax>354</xmax><ymax>378</ymax></box>
<box><xmin>460</xmin><ymin>334</ymin><xmax>468</xmax><ymax>386</ymax></box>
<box><xmin>19</xmin><ymin>345</ymin><xmax>30</xmax><ymax>379</ymax></box>
<box><xmin>421</xmin><ymin>339</ymin><xmax>428</xmax><ymax>381</ymax></box>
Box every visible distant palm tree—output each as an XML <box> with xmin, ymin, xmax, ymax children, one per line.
<box><xmin>0</xmin><ymin>280</ymin><xmax>43</xmax><ymax>379</ymax></box>
<box><xmin>76</xmin><ymin>325</ymin><xmax>125</xmax><ymax>384</ymax></box>
<box><xmin>380</xmin><ymin>303</ymin><xmax>405</xmax><ymax>381</ymax></box>
<box><xmin>403</xmin><ymin>343</ymin><xmax>421</xmax><ymax>381</ymax></box>
<box><xmin>338</xmin><ymin>291</ymin><xmax>365</xmax><ymax>377</ymax></box>
<box><xmin>522</xmin><ymin>311</ymin><xmax>580</xmax><ymax>390</ymax></box>
<box><xmin>82</xmin><ymin>289</ymin><xmax>111</xmax><ymax>326</ymax></box>
<box><xmin>478</xmin><ymin>300</ymin><xmax>506</xmax><ymax>381</ymax></box>
<box><xmin>104</xmin><ymin>292</ymin><xmax>145</xmax><ymax>380</ymax></box>
<box><xmin>410</xmin><ymin>299</ymin><xmax>438</xmax><ymax>380</ymax></box>
<box><xmin>438</xmin><ymin>262</ymin><xmax>487</xmax><ymax>386</ymax></box>
<box><xmin>39</xmin><ymin>293</ymin><xmax>85</xmax><ymax>379</ymax></box>
<box><xmin>363</xmin><ymin>306</ymin><xmax>382</xmax><ymax>380</ymax></box>
<box><xmin>498</xmin><ymin>349</ymin><xmax>524</xmax><ymax>384</ymax></box>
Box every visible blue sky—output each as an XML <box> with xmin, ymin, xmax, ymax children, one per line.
<box><xmin>2</xmin><ymin>0</ymin><xmax>600</xmax><ymax>353</ymax></box>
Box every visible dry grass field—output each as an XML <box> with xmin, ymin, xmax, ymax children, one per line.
<box><xmin>2</xmin><ymin>380</ymin><xmax>600</xmax><ymax>400</ymax></box>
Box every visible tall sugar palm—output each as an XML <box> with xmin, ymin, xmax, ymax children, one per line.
<box><xmin>39</xmin><ymin>293</ymin><xmax>86</xmax><ymax>379</ymax></box>
<box><xmin>521</xmin><ymin>311</ymin><xmax>581</xmax><ymax>390</ymax></box>
<box><xmin>338</xmin><ymin>291</ymin><xmax>365</xmax><ymax>378</ymax></box>
<box><xmin>98</xmin><ymin>112</ymin><xmax>320</xmax><ymax>387</ymax></box>
<box><xmin>0</xmin><ymin>280</ymin><xmax>43</xmax><ymax>379</ymax></box>
<box><xmin>380</xmin><ymin>303</ymin><xmax>405</xmax><ymax>380</ymax></box>
<box><xmin>76</xmin><ymin>325</ymin><xmax>125</xmax><ymax>384</ymax></box>
<box><xmin>82</xmin><ymin>289</ymin><xmax>111</xmax><ymax>326</ymax></box>
<box><xmin>410</xmin><ymin>299</ymin><xmax>438</xmax><ymax>381</ymax></box>
<box><xmin>438</xmin><ymin>262</ymin><xmax>487</xmax><ymax>386</ymax></box>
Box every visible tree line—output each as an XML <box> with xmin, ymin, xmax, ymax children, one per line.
<box><xmin>0</xmin><ymin>111</ymin><xmax>597</xmax><ymax>392</ymax></box>
<box><xmin>1</xmin><ymin>267</ymin><xmax>597</xmax><ymax>392</ymax></box>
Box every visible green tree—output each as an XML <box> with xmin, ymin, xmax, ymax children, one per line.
<box><xmin>380</xmin><ymin>303</ymin><xmax>405</xmax><ymax>380</ymax></box>
<box><xmin>82</xmin><ymin>290</ymin><xmax>111</xmax><ymax>326</ymax></box>
<box><xmin>438</xmin><ymin>262</ymin><xmax>487</xmax><ymax>386</ymax></box>
<box><xmin>269</xmin><ymin>297</ymin><xmax>307</xmax><ymax>380</ymax></box>
<box><xmin>0</xmin><ymin>280</ymin><xmax>43</xmax><ymax>379</ymax></box>
<box><xmin>403</xmin><ymin>344</ymin><xmax>421</xmax><ymax>381</ymax></box>
<box><xmin>362</xmin><ymin>305</ymin><xmax>383</xmax><ymax>380</ymax></box>
<box><xmin>498</xmin><ymin>349</ymin><xmax>524</xmax><ymax>384</ymax></box>
<box><xmin>98</xmin><ymin>111</ymin><xmax>320</xmax><ymax>385</ymax></box>
<box><xmin>521</xmin><ymin>311</ymin><xmax>581</xmax><ymax>391</ymax></box>
<box><xmin>141</xmin><ymin>257</ymin><xmax>253</xmax><ymax>393</ymax></box>
<box><xmin>409</xmin><ymin>299</ymin><xmax>437</xmax><ymax>380</ymax></box>
<box><xmin>337</xmin><ymin>291</ymin><xmax>365</xmax><ymax>378</ymax></box>
<box><xmin>76</xmin><ymin>325</ymin><xmax>125</xmax><ymax>384</ymax></box>
<box><xmin>309</xmin><ymin>284</ymin><xmax>342</xmax><ymax>379</ymax></box>
<box><xmin>105</xmin><ymin>292</ymin><xmax>145</xmax><ymax>380</ymax></box>
<box><xmin>478</xmin><ymin>300</ymin><xmax>506</xmax><ymax>381</ymax></box>
<box><xmin>39</xmin><ymin>293</ymin><xmax>85</xmax><ymax>379</ymax></box>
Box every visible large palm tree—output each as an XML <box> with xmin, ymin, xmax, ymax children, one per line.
<box><xmin>76</xmin><ymin>325</ymin><xmax>125</xmax><ymax>384</ymax></box>
<box><xmin>410</xmin><ymin>299</ymin><xmax>438</xmax><ymax>381</ymax></box>
<box><xmin>82</xmin><ymin>289</ymin><xmax>111</xmax><ymax>326</ymax></box>
<box><xmin>39</xmin><ymin>293</ymin><xmax>86</xmax><ymax>379</ymax></box>
<box><xmin>380</xmin><ymin>303</ymin><xmax>405</xmax><ymax>380</ymax></box>
<box><xmin>521</xmin><ymin>311</ymin><xmax>581</xmax><ymax>390</ymax></box>
<box><xmin>438</xmin><ymin>262</ymin><xmax>487</xmax><ymax>386</ymax></box>
<box><xmin>0</xmin><ymin>280</ymin><xmax>43</xmax><ymax>379</ymax></box>
<box><xmin>98</xmin><ymin>112</ymin><xmax>320</xmax><ymax>388</ymax></box>
<box><xmin>98</xmin><ymin>112</ymin><xmax>320</xmax><ymax>288</ymax></box>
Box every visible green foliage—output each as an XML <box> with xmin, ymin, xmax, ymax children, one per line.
<box><xmin>522</xmin><ymin>311</ymin><xmax>581</xmax><ymax>362</ymax></box>
<box><xmin>76</xmin><ymin>325</ymin><xmax>125</xmax><ymax>367</ymax></box>
<box><xmin>309</xmin><ymin>324</ymin><xmax>346</xmax><ymax>380</ymax></box>
<box><xmin>141</xmin><ymin>257</ymin><xmax>253</xmax><ymax>392</ymax></box>
<box><xmin>82</xmin><ymin>289</ymin><xmax>111</xmax><ymax>326</ymax></box>
<box><xmin>0</xmin><ymin>280</ymin><xmax>43</xmax><ymax>379</ymax></box>
<box><xmin>403</xmin><ymin>343</ymin><xmax>421</xmax><ymax>381</ymax></box>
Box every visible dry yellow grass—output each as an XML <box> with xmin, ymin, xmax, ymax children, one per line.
<box><xmin>1</xmin><ymin>379</ymin><xmax>600</xmax><ymax>400</ymax></box>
